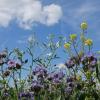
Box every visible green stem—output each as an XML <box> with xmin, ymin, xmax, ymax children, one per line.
<box><xmin>46</xmin><ymin>50</ymin><xmax>55</xmax><ymax>67</ymax></box>
<box><xmin>12</xmin><ymin>72</ymin><xmax>18</xmax><ymax>100</ymax></box>
<box><xmin>81</xmin><ymin>31</ymin><xmax>85</xmax><ymax>53</ymax></box>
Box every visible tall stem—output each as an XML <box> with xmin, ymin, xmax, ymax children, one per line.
<box><xmin>12</xmin><ymin>71</ymin><xmax>18</xmax><ymax>100</ymax></box>
<box><xmin>81</xmin><ymin>30</ymin><xmax>85</xmax><ymax>53</ymax></box>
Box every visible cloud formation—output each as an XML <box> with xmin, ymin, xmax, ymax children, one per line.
<box><xmin>0</xmin><ymin>0</ymin><xmax>62</xmax><ymax>29</ymax></box>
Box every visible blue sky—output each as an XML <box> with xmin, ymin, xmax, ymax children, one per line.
<box><xmin>0</xmin><ymin>0</ymin><xmax>100</xmax><ymax>54</ymax></box>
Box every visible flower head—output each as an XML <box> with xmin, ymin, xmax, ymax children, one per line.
<box><xmin>0</xmin><ymin>50</ymin><xmax>8</xmax><ymax>58</ymax></box>
<box><xmin>18</xmin><ymin>92</ymin><xmax>34</xmax><ymax>99</ymax></box>
<box><xmin>65</xmin><ymin>56</ymin><xmax>80</xmax><ymax>69</ymax></box>
<box><xmin>70</xmin><ymin>34</ymin><xmax>77</xmax><ymax>41</ymax></box>
<box><xmin>66</xmin><ymin>77</ymin><xmax>74</xmax><ymax>83</ymax></box>
<box><xmin>64</xmin><ymin>43</ymin><xmax>71</xmax><ymax>49</ymax></box>
<box><xmin>81</xmin><ymin>53</ymin><xmax>97</xmax><ymax>72</ymax></box>
<box><xmin>85</xmin><ymin>39</ymin><xmax>93</xmax><ymax>46</ymax></box>
<box><xmin>81</xmin><ymin>21</ymin><xmax>88</xmax><ymax>30</ymax></box>
<box><xmin>32</xmin><ymin>66</ymin><xmax>47</xmax><ymax>78</ymax></box>
<box><xmin>8</xmin><ymin>60</ymin><xmax>16</xmax><ymax>70</ymax></box>
<box><xmin>31</xmin><ymin>80</ymin><xmax>43</xmax><ymax>92</ymax></box>
<box><xmin>65</xmin><ymin>87</ymin><xmax>73</xmax><ymax>94</ymax></box>
<box><xmin>3</xmin><ymin>70</ymin><xmax>10</xmax><ymax>77</ymax></box>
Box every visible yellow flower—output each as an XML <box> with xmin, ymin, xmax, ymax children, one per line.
<box><xmin>70</xmin><ymin>34</ymin><xmax>77</xmax><ymax>41</ymax></box>
<box><xmin>81</xmin><ymin>22</ymin><xmax>88</xmax><ymax>30</ymax></box>
<box><xmin>64</xmin><ymin>43</ymin><xmax>70</xmax><ymax>49</ymax></box>
<box><xmin>76</xmin><ymin>75</ymin><xmax>81</xmax><ymax>81</ymax></box>
<box><xmin>85</xmin><ymin>39</ymin><xmax>93</xmax><ymax>46</ymax></box>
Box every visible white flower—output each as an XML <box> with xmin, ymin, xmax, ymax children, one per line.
<box><xmin>56</xmin><ymin>41</ymin><xmax>60</xmax><ymax>48</ymax></box>
<box><xmin>46</xmin><ymin>52</ymin><xmax>52</xmax><ymax>56</ymax></box>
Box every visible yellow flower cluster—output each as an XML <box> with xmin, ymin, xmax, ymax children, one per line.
<box><xmin>64</xmin><ymin>21</ymin><xmax>93</xmax><ymax>49</ymax></box>
<box><xmin>70</xmin><ymin>34</ymin><xmax>77</xmax><ymax>41</ymax></box>
<box><xmin>64</xmin><ymin>43</ymin><xmax>70</xmax><ymax>49</ymax></box>
<box><xmin>85</xmin><ymin>39</ymin><xmax>93</xmax><ymax>46</ymax></box>
<box><xmin>81</xmin><ymin>22</ymin><xmax>88</xmax><ymax>30</ymax></box>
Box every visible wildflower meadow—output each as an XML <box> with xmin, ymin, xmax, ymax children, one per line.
<box><xmin>0</xmin><ymin>22</ymin><xmax>100</xmax><ymax>100</ymax></box>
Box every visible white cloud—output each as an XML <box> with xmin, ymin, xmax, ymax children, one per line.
<box><xmin>43</xmin><ymin>4</ymin><xmax>62</xmax><ymax>26</ymax></box>
<box><xmin>0</xmin><ymin>0</ymin><xmax>62</xmax><ymax>29</ymax></box>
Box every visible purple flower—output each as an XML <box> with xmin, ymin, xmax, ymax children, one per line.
<box><xmin>57</xmin><ymin>71</ymin><xmax>65</xmax><ymax>79</ymax></box>
<box><xmin>65</xmin><ymin>87</ymin><xmax>73</xmax><ymax>94</ymax></box>
<box><xmin>31</xmin><ymin>80</ymin><xmax>43</xmax><ymax>92</ymax></box>
<box><xmin>87</xmin><ymin>53</ymin><xmax>95</xmax><ymax>61</ymax></box>
<box><xmin>0</xmin><ymin>50</ymin><xmax>7</xmax><ymax>58</ymax></box>
<box><xmin>47</xmin><ymin>73</ymin><xmax>54</xmax><ymax>81</ymax></box>
<box><xmin>66</xmin><ymin>77</ymin><xmax>75</xmax><ymax>89</ymax></box>
<box><xmin>53</xmin><ymin>78</ymin><xmax>61</xmax><ymax>84</ymax></box>
<box><xmin>90</xmin><ymin>60</ymin><xmax>97</xmax><ymax>66</ymax></box>
<box><xmin>66</xmin><ymin>77</ymin><xmax>73</xmax><ymax>83</ymax></box>
<box><xmin>65</xmin><ymin>56</ymin><xmax>80</xmax><ymax>69</ymax></box>
<box><xmin>8</xmin><ymin>60</ymin><xmax>16</xmax><ymax>70</ymax></box>
<box><xmin>18</xmin><ymin>92</ymin><xmax>34</xmax><ymax>99</ymax></box>
<box><xmin>65</xmin><ymin>60</ymin><xmax>75</xmax><ymax>68</ymax></box>
<box><xmin>47</xmin><ymin>71</ymin><xmax>64</xmax><ymax>85</ymax></box>
<box><xmin>33</xmin><ymin>66</ymin><xmax>47</xmax><ymax>78</ymax></box>
<box><xmin>3</xmin><ymin>70</ymin><xmax>10</xmax><ymax>77</ymax></box>
<box><xmin>3</xmin><ymin>92</ymin><xmax>9</xmax><ymax>97</ymax></box>
<box><xmin>81</xmin><ymin>53</ymin><xmax>98</xmax><ymax>72</ymax></box>
<box><xmin>81</xmin><ymin>56</ymin><xmax>88</xmax><ymax>65</ymax></box>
